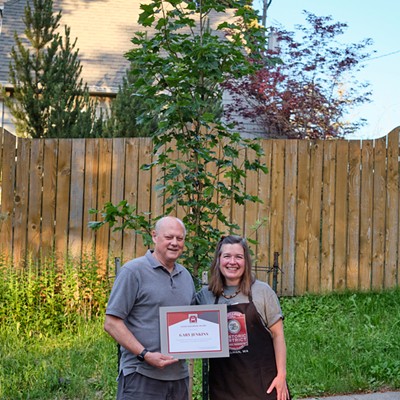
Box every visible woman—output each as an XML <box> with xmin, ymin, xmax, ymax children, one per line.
<box><xmin>196</xmin><ymin>235</ymin><xmax>290</xmax><ymax>400</ymax></box>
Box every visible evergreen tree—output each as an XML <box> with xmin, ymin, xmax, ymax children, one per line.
<box><xmin>103</xmin><ymin>66</ymin><xmax>157</xmax><ymax>138</ymax></box>
<box><xmin>3</xmin><ymin>0</ymin><xmax>102</xmax><ymax>138</ymax></box>
<box><xmin>104</xmin><ymin>56</ymin><xmax>224</xmax><ymax>138</ymax></box>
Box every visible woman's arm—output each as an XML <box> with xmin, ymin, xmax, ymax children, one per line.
<box><xmin>267</xmin><ymin>319</ymin><xmax>290</xmax><ymax>400</ymax></box>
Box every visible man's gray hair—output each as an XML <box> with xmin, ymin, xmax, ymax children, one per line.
<box><xmin>154</xmin><ymin>216</ymin><xmax>186</xmax><ymax>237</ymax></box>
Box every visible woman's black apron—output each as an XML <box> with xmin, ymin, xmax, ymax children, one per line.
<box><xmin>209</xmin><ymin>295</ymin><xmax>278</xmax><ymax>400</ymax></box>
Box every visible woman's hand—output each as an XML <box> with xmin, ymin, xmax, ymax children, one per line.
<box><xmin>267</xmin><ymin>374</ymin><xmax>290</xmax><ymax>400</ymax></box>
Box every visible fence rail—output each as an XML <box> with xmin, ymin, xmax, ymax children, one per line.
<box><xmin>1</xmin><ymin>128</ymin><xmax>399</xmax><ymax>296</ymax></box>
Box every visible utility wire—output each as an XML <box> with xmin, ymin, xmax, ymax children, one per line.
<box><xmin>363</xmin><ymin>49</ymin><xmax>400</xmax><ymax>62</ymax></box>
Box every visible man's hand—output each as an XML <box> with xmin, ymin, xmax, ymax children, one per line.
<box><xmin>143</xmin><ymin>351</ymin><xmax>179</xmax><ymax>369</ymax></box>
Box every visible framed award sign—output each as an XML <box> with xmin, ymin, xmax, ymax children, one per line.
<box><xmin>159</xmin><ymin>304</ymin><xmax>229</xmax><ymax>359</ymax></box>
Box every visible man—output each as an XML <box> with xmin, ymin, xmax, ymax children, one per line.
<box><xmin>104</xmin><ymin>216</ymin><xmax>195</xmax><ymax>400</ymax></box>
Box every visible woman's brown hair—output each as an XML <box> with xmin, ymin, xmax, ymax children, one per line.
<box><xmin>208</xmin><ymin>235</ymin><xmax>255</xmax><ymax>297</ymax></box>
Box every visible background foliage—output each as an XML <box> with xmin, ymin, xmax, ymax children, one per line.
<box><xmin>224</xmin><ymin>11</ymin><xmax>373</xmax><ymax>138</ymax></box>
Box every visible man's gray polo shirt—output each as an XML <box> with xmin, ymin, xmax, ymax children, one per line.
<box><xmin>106</xmin><ymin>250</ymin><xmax>196</xmax><ymax>380</ymax></box>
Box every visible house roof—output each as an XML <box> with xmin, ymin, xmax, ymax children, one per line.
<box><xmin>0</xmin><ymin>0</ymin><xmax>144</xmax><ymax>94</ymax></box>
<box><xmin>0</xmin><ymin>0</ymin><xmax>234</xmax><ymax>96</ymax></box>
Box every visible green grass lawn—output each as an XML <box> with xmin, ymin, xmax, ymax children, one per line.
<box><xmin>0</xmin><ymin>322</ymin><xmax>116</xmax><ymax>399</ymax></box>
<box><xmin>0</xmin><ymin>261</ymin><xmax>399</xmax><ymax>399</ymax></box>
<box><xmin>281</xmin><ymin>289</ymin><xmax>400</xmax><ymax>398</ymax></box>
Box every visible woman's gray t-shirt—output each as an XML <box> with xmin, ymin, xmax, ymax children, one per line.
<box><xmin>195</xmin><ymin>280</ymin><xmax>283</xmax><ymax>328</ymax></box>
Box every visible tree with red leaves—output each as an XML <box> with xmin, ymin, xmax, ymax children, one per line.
<box><xmin>223</xmin><ymin>11</ymin><xmax>374</xmax><ymax>139</ymax></box>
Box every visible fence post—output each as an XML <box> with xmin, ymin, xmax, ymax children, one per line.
<box><xmin>114</xmin><ymin>257</ymin><xmax>122</xmax><ymax>372</ymax></box>
<box><xmin>201</xmin><ymin>270</ymin><xmax>209</xmax><ymax>400</ymax></box>
<box><xmin>272</xmin><ymin>252</ymin><xmax>280</xmax><ymax>293</ymax></box>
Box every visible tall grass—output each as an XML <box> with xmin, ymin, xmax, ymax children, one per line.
<box><xmin>0</xmin><ymin>254</ymin><xmax>110</xmax><ymax>335</ymax></box>
<box><xmin>0</xmin><ymin>255</ymin><xmax>399</xmax><ymax>399</ymax></box>
<box><xmin>0</xmin><ymin>254</ymin><xmax>114</xmax><ymax>399</ymax></box>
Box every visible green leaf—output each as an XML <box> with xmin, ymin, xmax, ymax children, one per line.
<box><xmin>87</xmin><ymin>221</ymin><xmax>103</xmax><ymax>230</ymax></box>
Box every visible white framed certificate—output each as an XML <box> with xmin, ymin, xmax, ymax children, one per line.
<box><xmin>159</xmin><ymin>304</ymin><xmax>229</xmax><ymax>359</ymax></box>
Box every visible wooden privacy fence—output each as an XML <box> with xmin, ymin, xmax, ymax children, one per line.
<box><xmin>0</xmin><ymin>127</ymin><xmax>399</xmax><ymax>296</ymax></box>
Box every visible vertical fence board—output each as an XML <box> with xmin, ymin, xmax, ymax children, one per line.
<box><xmin>123</xmin><ymin>138</ymin><xmax>140</xmax><ymax>262</ymax></box>
<box><xmin>0</xmin><ymin>128</ymin><xmax>3</xmax><ymax>185</ymax></box>
<box><xmin>166</xmin><ymin>141</ymin><xmax>179</xmax><ymax>219</ymax></box>
<box><xmin>167</xmin><ymin>141</ymin><xmax>179</xmax><ymax>218</ymax></box>
<box><xmin>359</xmin><ymin>140</ymin><xmax>374</xmax><ymax>290</ymax></box>
<box><xmin>347</xmin><ymin>140</ymin><xmax>361</xmax><ymax>290</ymax></box>
<box><xmin>0</xmin><ymin>132</ymin><xmax>16</xmax><ymax>260</ymax></box>
<box><xmin>371</xmin><ymin>138</ymin><xmax>386</xmax><ymax>290</ymax></box>
<box><xmin>321</xmin><ymin>141</ymin><xmax>336</xmax><ymax>292</ymax></box>
<box><xmin>206</xmin><ymin>142</ymin><xmax>220</xmax><ymax>232</ymax></box>
<box><xmin>256</xmin><ymin>140</ymin><xmax>272</xmax><ymax>283</ymax></box>
<box><xmin>244</xmin><ymin>147</ymin><xmax>258</xmax><ymax>258</ymax></box>
<box><xmin>95</xmin><ymin>139</ymin><xmax>113</xmax><ymax>272</ymax></box>
<box><xmin>27</xmin><ymin>139</ymin><xmax>44</xmax><ymax>259</ymax></box>
<box><xmin>232</xmin><ymin>144</ymin><xmax>245</xmax><ymax>233</ymax></box>
<box><xmin>333</xmin><ymin>141</ymin><xmax>349</xmax><ymax>290</ymax></box>
<box><xmin>385</xmin><ymin>130</ymin><xmax>399</xmax><ymax>288</ymax></box>
<box><xmin>0</xmin><ymin>129</ymin><xmax>2</xmax><ymax>166</ymax></box>
<box><xmin>41</xmin><ymin>139</ymin><xmax>58</xmax><ymax>258</ymax></box>
<box><xmin>13</xmin><ymin>138</ymin><xmax>30</xmax><ymax>266</ymax></box>
<box><xmin>69</xmin><ymin>139</ymin><xmax>86</xmax><ymax>258</ymax></box>
<box><xmin>295</xmin><ymin>141</ymin><xmax>310</xmax><ymax>294</ymax></box>
<box><xmin>151</xmin><ymin>144</ymin><xmax>165</xmax><ymax>221</ymax></box>
<box><xmin>55</xmin><ymin>139</ymin><xmax>72</xmax><ymax>263</ymax></box>
<box><xmin>176</xmin><ymin>148</ymin><xmax>188</xmax><ymax>222</ymax></box>
<box><xmin>136</xmin><ymin>138</ymin><xmax>152</xmax><ymax>257</ymax></box>
<box><xmin>307</xmin><ymin>142</ymin><xmax>323</xmax><ymax>293</ymax></box>
<box><xmin>386</xmin><ymin>130</ymin><xmax>399</xmax><ymax>288</ymax></box>
<box><xmin>0</xmin><ymin>129</ymin><xmax>3</xmax><ymax>216</ymax></box>
<box><xmin>269</xmin><ymin>141</ymin><xmax>285</xmax><ymax>289</ymax></box>
<box><xmin>82</xmin><ymin>139</ymin><xmax>99</xmax><ymax>256</ymax></box>
<box><xmin>281</xmin><ymin>140</ymin><xmax>297</xmax><ymax>295</ymax></box>
<box><xmin>398</xmin><ymin>132</ymin><xmax>400</xmax><ymax>289</ymax></box>
<box><xmin>219</xmin><ymin>138</ymin><xmax>233</xmax><ymax>232</ymax></box>
<box><xmin>109</xmin><ymin>138</ymin><xmax>125</xmax><ymax>259</ymax></box>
